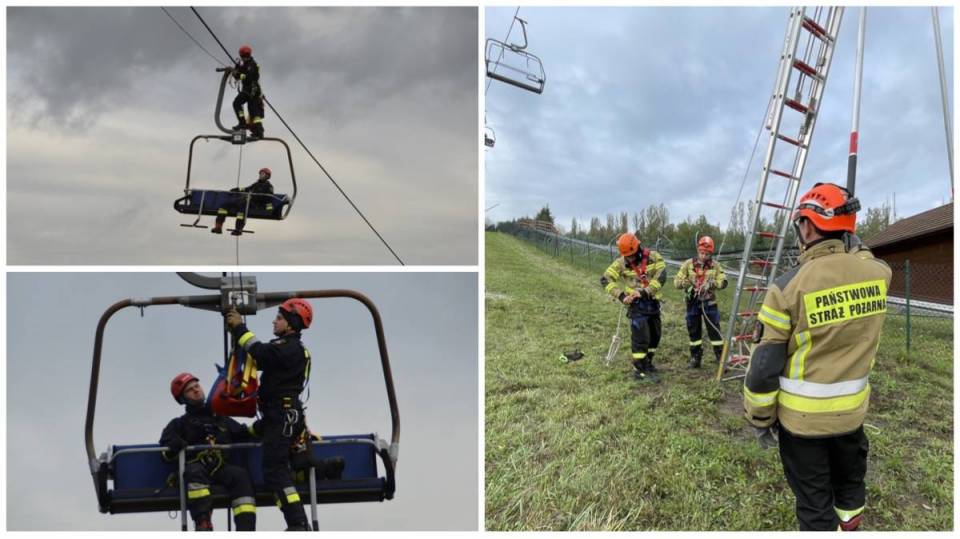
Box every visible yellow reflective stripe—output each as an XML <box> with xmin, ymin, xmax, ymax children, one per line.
<box><xmin>709</xmin><ymin>340</ymin><xmax>723</xmax><ymax>346</ymax></box>
<box><xmin>241</xmin><ymin>354</ymin><xmax>256</xmax><ymax>391</ymax></box>
<box><xmin>286</xmin><ymin>492</ymin><xmax>301</xmax><ymax>504</ymax></box>
<box><xmin>252</xmin><ymin>117</ymin><xmax>263</xmax><ymax>124</ymax></box>
<box><xmin>188</xmin><ymin>488</ymin><xmax>211</xmax><ymax>499</ymax></box>
<box><xmin>232</xmin><ymin>504</ymin><xmax>256</xmax><ymax>516</ymax></box>
<box><xmin>803</xmin><ymin>279</ymin><xmax>887</xmax><ymax>328</ymax></box>
<box><xmin>604</xmin><ymin>282</ymin><xmax>618</xmax><ymax>293</ymax></box>
<box><xmin>217</xmin><ymin>208</ymin><xmax>228</xmax><ymax>215</ymax></box>
<box><xmin>689</xmin><ymin>340</ymin><xmax>703</xmax><ymax>346</ymax></box>
<box><xmin>631</xmin><ymin>352</ymin><xmax>646</xmax><ymax>359</ymax></box>
<box><xmin>238</xmin><ymin>331</ymin><xmax>256</xmax><ymax>347</ymax></box>
<box><xmin>835</xmin><ymin>505</ymin><xmax>864</xmax><ymax>522</ymax></box>
<box><xmin>788</xmin><ymin>331</ymin><xmax>812</xmax><ymax>380</ymax></box>
<box><xmin>743</xmin><ymin>385</ymin><xmax>778</xmax><ymax>406</ymax></box>
<box><xmin>778</xmin><ymin>385</ymin><xmax>870</xmax><ymax>413</ymax></box>
<box><xmin>648</xmin><ymin>348</ymin><xmax>657</xmax><ymax>353</ymax></box>
<box><xmin>758</xmin><ymin>305</ymin><xmax>791</xmax><ymax>330</ymax></box>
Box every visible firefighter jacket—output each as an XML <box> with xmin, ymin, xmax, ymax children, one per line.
<box><xmin>234</xmin><ymin>57</ymin><xmax>262</xmax><ymax>97</ymax></box>
<box><xmin>230</xmin><ymin>178</ymin><xmax>274</xmax><ymax>209</ymax></box>
<box><xmin>159</xmin><ymin>403</ymin><xmax>255</xmax><ymax>461</ymax></box>
<box><xmin>231</xmin><ymin>324</ymin><xmax>310</xmax><ymax>402</ymax></box>
<box><xmin>743</xmin><ymin>238</ymin><xmax>892</xmax><ymax>437</ymax></box>
<box><xmin>601</xmin><ymin>248</ymin><xmax>666</xmax><ymax>315</ymax></box>
<box><xmin>674</xmin><ymin>257</ymin><xmax>727</xmax><ymax>304</ymax></box>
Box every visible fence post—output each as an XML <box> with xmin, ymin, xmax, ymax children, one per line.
<box><xmin>905</xmin><ymin>259</ymin><xmax>911</xmax><ymax>356</ymax></box>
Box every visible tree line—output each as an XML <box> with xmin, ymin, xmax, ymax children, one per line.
<box><xmin>493</xmin><ymin>202</ymin><xmax>893</xmax><ymax>258</ymax></box>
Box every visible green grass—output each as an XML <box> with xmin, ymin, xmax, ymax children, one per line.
<box><xmin>485</xmin><ymin>231</ymin><xmax>953</xmax><ymax>531</ymax></box>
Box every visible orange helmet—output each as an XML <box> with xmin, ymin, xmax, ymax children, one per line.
<box><xmin>238</xmin><ymin>45</ymin><xmax>253</xmax><ymax>58</ymax></box>
<box><xmin>792</xmin><ymin>182</ymin><xmax>860</xmax><ymax>233</ymax></box>
<box><xmin>280</xmin><ymin>298</ymin><xmax>313</xmax><ymax>330</ymax></box>
<box><xmin>697</xmin><ymin>236</ymin><xmax>715</xmax><ymax>254</ymax></box>
<box><xmin>617</xmin><ymin>233</ymin><xmax>640</xmax><ymax>257</ymax></box>
<box><xmin>170</xmin><ymin>372</ymin><xmax>199</xmax><ymax>404</ymax></box>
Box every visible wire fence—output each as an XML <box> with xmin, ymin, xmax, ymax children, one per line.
<box><xmin>502</xmin><ymin>226</ymin><xmax>953</xmax><ymax>356</ymax></box>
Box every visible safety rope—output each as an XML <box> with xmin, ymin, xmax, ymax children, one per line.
<box><xmin>235</xmin><ymin>147</ymin><xmax>243</xmax><ymax>265</ymax></box>
<box><xmin>160</xmin><ymin>7</ymin><xmax>228</xmax><ymax>68</ymax></box>
<box><xmin>187</xmin><ymin>6</ymin><xmax>405</xmax><ymax>265</ymax></box>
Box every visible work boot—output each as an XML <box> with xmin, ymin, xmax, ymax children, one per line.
<box><xmin>211</xmin><ymin>216</ymin><xmax>225</xmax><ymax>234</ymax></box>
<box><xmin>234</xmin><ymin>512</ymin><xmax>256</xmax><ymax>532</ymax></box>
<box><xmin>713</xmin><ymin>346</ymin><xmax>724</xmax><ymax>363</ymax></box>
<box><xmin>231</xmin><ymin>218</ymin><xmax>245</xmax><ymax>236</ymax></box>
<box><xmin>642</xmin><ymin>358</ymin><xmax>660</xmax><ymax>383</ymax></box>
<box><xmin>688</xmin><ymin>348</ymin><xmax>702</xmax><ymax>369</ymax></box>
<box><xmin>195</xmin><ymin>515</ymin><xmax>213</xmax><ymax>531</ymax></box>
<box><xmin>646</xmin><ymin>352</ymin><xmax>659</xmax><ymax>373</ymax></box>
<box><xmin>286</xmin><ymin>525</ymin><xmax>310</xmax><ymax>531</ymax></box>
<box><xmin>280</xmin><ymin>500</ymin><xmax>309</xmax><ymax>532</ymax></box>
<box><xmin>250</xmin><ymin>124</ymin><xmax>264</xmax><ymax>140</ymax></box>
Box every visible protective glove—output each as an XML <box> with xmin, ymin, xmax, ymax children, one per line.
<box><xmin>754</xmin><ymin>425</ymin><xmax>779</xmax><ymax>450</ymax></box>
<box><xmin>225</xmin><ymin>307</ymin><xmax>243</xmax><ymax>329</ymax></box>
<box><xmin>621</xmin><ymin>292</ymin><xmax>639</xmax><ymax>305</ymax></box>
<box><xmin>166</xmin><ymin>436</ymin><xmax>187</xmax><ymax>455</ymax></box>
<box><xmin>678</xmin><ymin>278</ymin><xmax>692</xmax><ymax>289</ymax></box>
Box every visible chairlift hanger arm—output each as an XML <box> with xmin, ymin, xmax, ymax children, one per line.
<box><xmin>85</xmin><ymin>288</ymin><xmax>400</xmax><ymax>483</ymax></box>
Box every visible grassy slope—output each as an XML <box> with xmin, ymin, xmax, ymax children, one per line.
<box><xmin>485</xmin><ymin>232</ymin><xmax>952</xmax><ymax>531</ymax></box>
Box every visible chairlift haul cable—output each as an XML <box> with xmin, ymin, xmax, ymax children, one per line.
<box><xmin>187</xmin><ymin>7</ymin><xmax>405</xmax><ymax>265</ymax></box>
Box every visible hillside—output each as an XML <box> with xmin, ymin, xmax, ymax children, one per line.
<box><xmin>485</xmin><ymin>231</ymin><xmax>952</xmax><ymax>531</ymax></box>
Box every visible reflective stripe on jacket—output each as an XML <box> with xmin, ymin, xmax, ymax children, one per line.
<box><xmin>743</xmin><ymin>239</ymin><xmax>892</xmax><ymax>437</ymax></box>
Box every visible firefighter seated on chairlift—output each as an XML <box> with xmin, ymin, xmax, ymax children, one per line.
<box><xmin>232</xmin><ymin>44</ymin><xmax>265</xmax><ymax>140</ymax></box>
<box><xmin>212</xmin><ymin>167</ymin><xmax>274</xmax><ymax>235</ymax></box>
<box><xmin>673</xmin><ymin>236</ymin><xmax>728</xmax><ymax>368</ymax></box>
<box><xmin>160</xmin><ymin>373</ymin><xmax>258</xmax><ymax>532</ymax></box>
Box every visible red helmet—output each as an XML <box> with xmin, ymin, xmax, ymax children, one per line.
<box><xmin>259</xmin><ymin>167</ymin><xmax>272</xmax><ymax>179</ymax></box>
<box><xmin>617</xmin><ymin>233</ymin><xmax>640</xmax><ymax>257</ymax></box>
<box><xmin>697</xmin><ymin>236</ymin><xmax>715</xmax><ymax>254</ymax></box>
<box><xmin>238</xmin><ymin>45</ymin><xmax>253</xmax><ymax>58</ymax></box>
<box><xmin>792</xmin><ymin>182</ymin><xmax>860</xmax><ymax>233</ymax></box>
<box><xmin>170</xmin><ymin>372</ymin><xmax>199</xmax><ymax>403</ymax></box>
<box><xmin>280</xmin><ymin>298</ymin><xmax>313</xmax><ymax>330</ymax></box>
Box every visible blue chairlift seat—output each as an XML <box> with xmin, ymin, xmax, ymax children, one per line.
<box><xmin>173</xmin><ymin>190</ymin><xmax>291</xmax><ymax>220</ymax></box>
<box><xmin>101</xmin><ymin>434</ymin><xmax>393</xmax><ymax>514</ymax></box>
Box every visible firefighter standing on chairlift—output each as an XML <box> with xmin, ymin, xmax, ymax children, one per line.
<box><xmin>742</xmin><ymin>183</ymin><xmax>892</xmax><ymax>531</ymax></box>
<box><xmin>160</xmin><ymin>373</ymin><xmax>258</xmax><ymax>532</ymax></box>
<box><xmin>601</xmin><ymin>232</ymin><xmax>667</xmax><ymax>383</ymax></box>
<box><xmin>232</xmin><ymin>45</ymin><xmax>265</xmax><ymax>140</ymax></box>
<box><xmin>225</xmin><ymin>299</ymin><xmax>314</xmax><ymax>531</ymax></box>
<box><xmin>674</xmin><ymin>236</ymin><xmax>727</xmax><ymax>368</ymax></box>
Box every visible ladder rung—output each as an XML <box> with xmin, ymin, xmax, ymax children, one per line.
<box><xmin>776</xmin><ymin>133</ymin><xmax>805</xmax><ymax>147</ymax></box>
<box><xmin>770</xmin><ymin>169</ymin><xmax>795</xmax><ymax>180</ymax></box>
<box><xmin>733</xmin><ymin>334</ymin><xmax>754</xmax><ymax>342</ymax></box>
<box><xmin>792</xmin><ymin>59</ymin><xmax>821</xmax><ymax>79</ymax></box>
<box><xmin>737</xmin><ymin>311</ymin><xmax>758</xmax><ymax>317</ymax></box>
<box><xmin>743</xmin><ymin>286</ymin><xmax>768</xmax><ymax>292</ymax></box>
<box><xmin>761</xmin><ymin>201</ymin><xmax>789</xmax><ymax>210</ymax></box>
<box><xmin>756</xmin><ymin>231</ymin><xmax>780</xmax><ymax>239</ymax></box>
<box><xmin>784</xmin><ymin>98</ymin><xmax>811</xmax><ymax>115</ymax></box>
<box><xmin>729</xmin><ymin>354</ymin><xmax>750</xmax><ymax>366</ymax></box>
<box><xmin>751</xmin><ymin>259</ymin><xmax>773</xmax><ymax>267</ymax></box>
<box><xmin>802</xmin><ymin>17</ymin><xmax>830</xmax><ymax>41</ymax></box>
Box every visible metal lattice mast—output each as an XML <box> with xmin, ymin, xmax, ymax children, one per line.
<box><xmin>717</xmin><ymin>7</ymin><xmax>844</xmax><ymax>382</ymax></box>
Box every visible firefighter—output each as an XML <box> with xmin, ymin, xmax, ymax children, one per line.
<box><xmin>160</xmin><ymin>373</ymin><xmax>257</xmax><ymax>531</ymax></box>
<box><xmin>225</xmin><ymin>299</ymin><xmax>314</xmax><ymax>531</ymax></box>
<box><xmin>232</xmin><ymin>44</ymin><xmax>265</xmax><ymax>140</ymax></box>
<box><xmin>742</xmin><ymin>183</ymin><xmax>892</xmax><ymax>531</ymax></box>
<box><xmin>674</xmin><ymin>236</ymin><xmax>727</xmax><ymax>368</ymax></box>
<box><xmin>601</xmin><ymin>232</ymin><xmax>667</xmax><ymax>383</ymax></box>
<box><xmin>211</xmin><ymin>167</ymin><xmax>274</xmax><ymax>235</ymax></box>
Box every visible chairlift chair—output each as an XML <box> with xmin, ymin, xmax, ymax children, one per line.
<box><xmin>85</xmin><ymin>275</ymin><xmax>399</xmax><ymax>531</ymax></box>
<box><xmin>174</xmin><ymin>68</ymin><xmax>298</xmax><ymax>231</ymax></box>
<box><xmin>485</xmin><ymin>17</ymin><xmax>546</xmax><ymax>95</ymax></box>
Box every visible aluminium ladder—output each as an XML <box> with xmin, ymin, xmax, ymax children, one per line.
<box><xmin>716</xmin><ymin>7</ymin><xmax>844</xmax><ymax>382</ymax></box>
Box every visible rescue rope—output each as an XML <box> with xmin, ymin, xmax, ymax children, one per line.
<box><xmin>235</xmin><ymin>146</ymin><xmax>243</xmax><ymax>265</ymax></box>
<box><xmin>160</xmin><ymin>8</ymin><xmax>228</xmax><ymax>68</ymax></box>
<box><xmin>187</xmin><ymin>7</ymin><xmax>405</xmax><ymax>265</ymax></box>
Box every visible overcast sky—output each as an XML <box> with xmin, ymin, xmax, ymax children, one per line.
<box><xmin>485</xmin><ymin>6</ymin><xmax>954</xmax><ymax>231</ymax></box>
<box><xmin>6</xmin><ymin>272</ymin><xmax>478</xmax><ymax>531</ymax></box>
<box><xmin>7</xmin><ymin>6</ymin><xmax>478</xmax><ymax>265</ymax></box>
